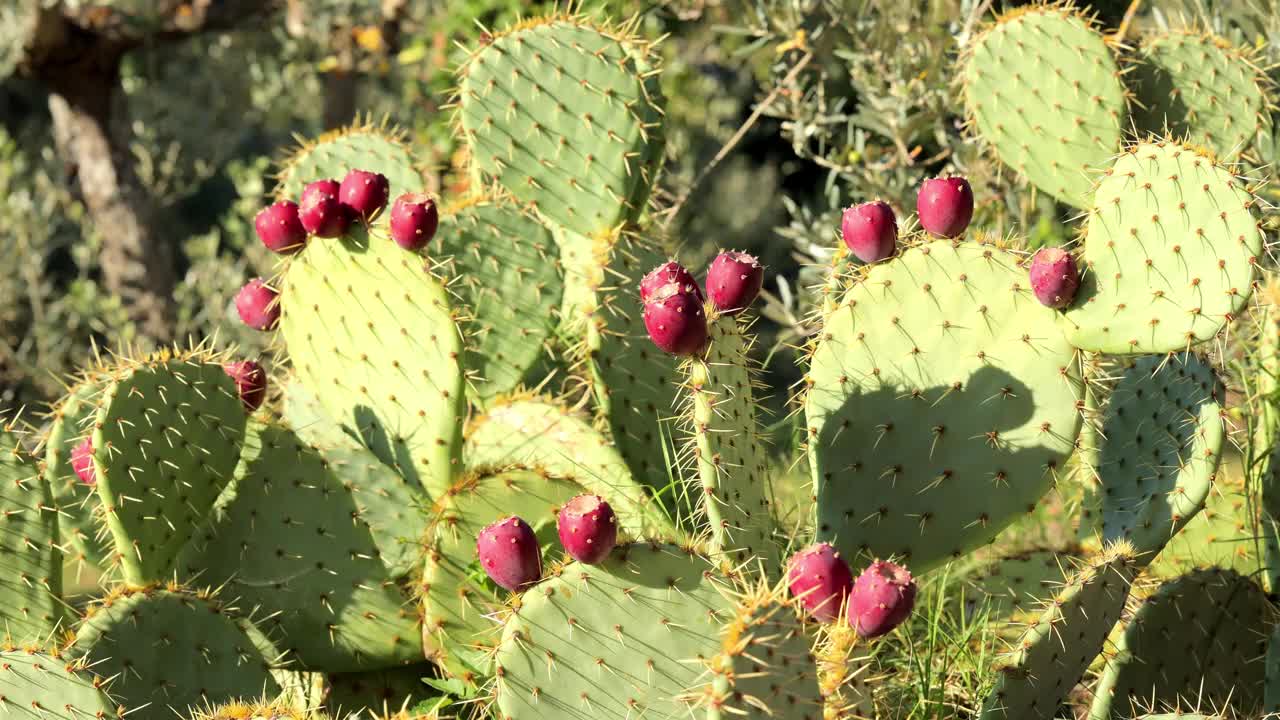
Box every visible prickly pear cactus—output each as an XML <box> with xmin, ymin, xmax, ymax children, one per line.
<box><xmin>276</xmin><ymin>125</ymin><xmax>422</xmax><ymax>200</ymax></box>
<box><xmin>963</xmin><ymin>5</ymin><xmax>1126</xmax><ymax>207</ymax></box>
<box><xmin>1064</xmin><ymin>141</ymin><xmax>1262</xmax><ymax>354</ymax></box>
<box><xmin>963</xmin><ymin>547</ymin><xmax>1078</xmax><ymax>624</ymax></box>
<box><xmin>0</xmin><ymin>649</ymin><xmax>119</xmax><ymax>717</ymax></box>
<box><xmin>806</xmin><ymin>239</ymin><xmax>1084</xmax><ymax>571</ymax></box>
<box><xmin>324</xmin><ymin>663</ymin><xmax>437</xmax><ymax>715</ymax></box>
<box><xmin>44</xmin><ymin>374</ymin><xmax>113</xmax><ymax>568</ymax></box>
<box><xmin>0</xmin><ymin>428</ymin><xmax>64</xmax><ymax>644</ymax></box>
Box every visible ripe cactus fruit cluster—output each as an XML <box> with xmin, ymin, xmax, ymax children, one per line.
<box><xmin>640</xmin><ymin>253</ymin><xmax>763</xmax><ymax>356</ymax></box>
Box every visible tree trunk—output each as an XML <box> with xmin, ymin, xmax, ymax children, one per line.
<box><xmin>44</xmin><ymin>44</ymin><xmax>175</xmax><ymax>340</ymax></box>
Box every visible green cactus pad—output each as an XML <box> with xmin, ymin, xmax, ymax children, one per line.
<box><xmin>433</xmin><ymin>199</ymin><xmax>562</xmax><ymax>403</ymax></box>
<box><xmin>962</xmin><ymin>548</ymin><xmax>1077</xmax><ymax>624</ymax></box>
<box><xmin>963</xmin><ymin>6</ymin><xmax>1126</xmax><ymax>207</ymax></box>
<box><xmin>92</xmin><ymin>353</ymin><xmax>247</xmax><ymax>585</ymax></box>
<box><xmin>276</xmin><ymin>125</ymin><xmax>421</xmax><ymax>201</ymax></box>
<box><xmin>1098</xmin><ymin>354</ymin><xmax>1223</xmax><ymax>562</ymax></box>
<box><xmin>183</xmin><ymin>422</ymin><xmax>422</xmax><ymax>671</ymax></box>
<box><xmin>1128</xmin><ymin>31</ymin><xmax>1268</xmax><ymax>160</ymax></box>
<box><xmin>979</xmin><ymin>543</ymin><xmax>1140</xmax><ymax>720</ymax></box>
<box><xmin>1063</xmin><ymin>141</ymin><xmax>1262</xmax><ymax>354</ymax></box>
<box><xmin>1149</xmin><ymin>475</ymin><xmax>1256</xmax><ymax>577</ymax></box>
<box><xmin>458</xmin><ymin>18</ymin><xmax>664</xmax><ymax>237</ymax></box>
<box><xmin>0</xmin><ymin>650</ymin><xmax>119</xmax><ymax>717</ymax></box>
<box><xmin>0</xmin><ymin>430</ymin><xmax>64</xmax><ymax>645</ymax></box>
<box><xmin>421</xmin><ymin>469</ymin><xmax>595</xmax><ymax>682</ymax></box>
<box><xmin>1265</xmin><ymin>624</ymin><xmax>1280</xmax><ymax>715</ymax></box>
<box><xmin>1088</xmin><ymin>568</ymin><xmax>1270</xmax><ymax>719</ymax></box>
<box><xmin>325</xmin><ymin>664</ymin><xmax>437</xmax><ymax>715</ymax></box>
<box><xmin>805</xmin><ymin>240</ymin><xmax>1084</xmax><ymax>572</ymax></box>
<box><xmin>686</xmin><ymin>315</ymin><xmax>777</xmax><ymax>571</ymax></box>
<box><xmin>280</xmin><ymin>226</ymin><xmax>465</xmax><ymax>498</ymax></box>
<box><xmin>44</xmin><ymin>377</ymin><xmax>113</xmax><ymax>568</ymax></box>
<box><xmin>70</xmin><ymin>587</ymin><xmax>281</xmax><ymax>718</ymax></box>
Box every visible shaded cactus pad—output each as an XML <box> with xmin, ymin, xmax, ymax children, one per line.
<box><xmin>0</xmin><ymin>430</ymin><xmax>63</xmax><ymax>645</ymax></box>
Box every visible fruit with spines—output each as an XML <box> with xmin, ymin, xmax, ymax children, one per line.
<box><xmin>339</xmin><ymin>168</ymin><xmax>390</xmax><ymax>219</ymax></box>
<box><xmin>222</xmin><ymin>360</ymin><xmax>267</xmax><ymax>412</ymax></box>
<box><xmin>917</xmin><ymin>176</ymin><xmax>973</xmax><ymax>238</ymax></box>
<box><xmin>705</xmin><ymin>251</ymin><xmax>763</xmax><ymax>314</ymax></box>
<box><xmin>299</xmin><ymin>178</ymin><xmax>351</xmax><ymax>238</ymax></box>
<box><xmin>641</xmin><ymin>260</ymin><xmax>702</xmax><ymax>302</ymax></box>
<box><xmin>389</xmin><ymin>192</ymin><xmax>438</xmax><ymax>251</ymax></box>
<box><xmin>841</xmin><ymin>200</ymin><xmax>897</xmax><ymax>263</ymax></box>
<box><xmin>557</xmin><ymin>494</ymin><xmax>618</xmax><ymax>564</ymax></box>
<box><xmin>1028</xmin><ymin>247</ymin><xmax>1079</xmax><ymax>309</ymax></box>
<box><xmin>235</xmin><ymin>278</ymin><xmax>280</xmax><ymax>331</ymax></box>
<box><xmin>477</xmin><ymin>515</ymin><xmax>541</xmax><ymax>591</ymax></box>
<box><xmin>255</xmin><ymin>200</ymin><xmax>306</xmax><ymax>254</ymax></box>
<box><xmin>787</xmin><ymin>542</ymin><xmax>853</xmax><ymax>623</ymax></box>
<box><xmin>848</xmin><ymin>560</ymin><xmax>916</xmax><ymax>637</ymax></box>
<box><xmin>642</xmin><ymin>283</ymin><xmax>708</xmax><ymax>356</ymax></box>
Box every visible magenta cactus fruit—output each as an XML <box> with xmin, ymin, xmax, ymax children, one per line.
<box><xmin>640</xmin><ymin>261</ymin><xmax>702</xmax><ymax>303</ymax></box>
<box><xmin>848</xmin><ymin>560</ymin><xmax>917</xmax><ymax>638</ymax></box>
<box><xmin>556</xmin><ymin>495</ymin><xmax>618</xmax><ymax>564</ymax></box>
<box><xmin>786</xmin><ymin>543</ymin><xmax>853</xmax><ymax>623</ymax></box>
<box><xmin>299</xmin><ymin>179</ymin><xmax>352</xmax><ymax>238</ymax></box>
<box><xmin>388</xmin><ymin>193</ymin><xmax>439</xmax><ymax>251</ymax></box>
<box><xmin>71</xmin><ymin>437</ymin><xmax>96</xmax><ymax>486</ymax></box>
<box><xmin>254</xmin><ymin>200</ymin><xmax>307</xmax><ymax>255</ymax></box>
<box><xmin>917</xmin><ymin>176</ymin><xmax>974</xmax><ymax>238</ymax></box>
<box><xmin>1028</xmin><ymin>247</ymin><xmax>1080</xmax><ymax>309</ymax></box>
<box><xmin>841</xmin><ymin>201</ymin><xmax>897</xmax><ymax>263</ymax></box>
<box><xmin>705</xmin><ymin>251</ymin><xmax>764</xmax><ymax>315</ymax></box>
<box><xmin>339</xmin><ymin>169</ymin><xmax>390</xmax><ymax>219</ymax></box>
<box><xmin>235</xmin><ymin>278</ymin><xmax>280</xmax><ymax>332</ymax></box>
<box><xmin>476</xmin><ymin>515</ymin><xmax>542</xmax><ymax>592</ymax></box>
<box><xmin>223</xmin><ymin>360</ymin><xmax>268</xmax><ymax>412</ymax></box>
<box><xmin>642</xmin><ymin>283</ymin><xmax>708</xmax><ymax>356</ymax></box>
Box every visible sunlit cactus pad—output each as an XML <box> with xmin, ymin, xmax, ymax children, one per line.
<box><xmin>963</xmin><ymin>6</ymin><xmax>1126</xmax><ymax>207</ymax></box>
<box><xmin>806</xmin><ymin>239</ymin><xmax>1084</xmax><ymax>571</ymax></box>
<box><xmin>0</xmin><ymin>649</ymin><xmax>119</xmax><ymax>717</ymax></box>
<box><xmin>0</xmin><ymin>430</ymin><xmax>63</xmax><ymax>645</ymax></box>
<box><xmin>1064</xmin><ymin>141</ymin><xmax>1262</xmax><ymax>354</ymax></box>
<box><xmin>276</xmin><ymin>125</ymin><xmax>421</xmax><ymax>200</ymax></box>
<box><xmin>457</xmin><ymin>18</ymin><xmax>664</xmax><ymax>237</ymax></box>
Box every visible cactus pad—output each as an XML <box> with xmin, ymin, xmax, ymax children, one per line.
<box><xmin>0</xmin><ymin>430</ymin><xmax>63</xmax><ymax>644</ymax></box>
<box><xmin>44</xmin><ymin>377</ymin><xmax>112</xmax><ymax>568</ymax></box>
<box><xmin>92</xmin><ymin>353</ymin><xmax>247</xmax><ymax>585</ymax></box>
<box><xmin>980</xmin><ymin>542</ymin><xmax>1140</xmax><ymax>720</ymax></box>
<box><xmin>963</xmin><ymin>548</ymin><xmax>1077</xmax><ymax>623</ymax></box>
<box><xmin>184</xmin><ymin>422</ymin><xmax>422</xmax><ymax>671</ymax></box>
<box><xmin>1064</xmin><ymin>141</ymin><xmax>1262</xmax><ymax>354</ymax></box>
<box><xmin>963</xmin><ymin>6</ymin><xmax>1126</xmax><ymax>207</ymax></box>
<box><xmin>280</xmin><ymin>226</ymin><xmax>465</xmax><ymax>498</ymax></box>
<box><xmin>325</xmin><ymin>664</ymin><xmax>436</xmax><ymax>715</ymax></box>
<box><xmin>70</xmin><ymin>587</ymin><xmax>281</xmax><ymax>717</ymax></box>
<box><xmin>0</xmin><ymin>649</ymin><xmax>118</xmax><ymax>717</ymax></box>
<box><xmin>805</xmin><ymin>240</ymin><xmax>1084</xmax><ymax>572</ymax></box>
<box><xmin>1149</xmin><ymin>475</ymin><xmax>1256</xmax><ymax>577</ymax></box>
<box><xmin>1088</xmin><ymin>568</ymin><xmax>1270</xmax><ymax>719</ymax></box>
<box><xmin>433</xmin><ymin>199</ymin><xmax>562</xmax><ymax>402</ymax></box>
<box><xmin>686</xmin><ymin>315</ymin><xmax>777</xmax><ymax>570</ymax></box>
<box><xmin>1128</xmin><ymin>31</ymin><xmax>1268</xmax><ymax>160</ymax></box>
<box><xmin>1098</xmin><ymin>354</ymin><xmax>1223</xmax><ymax>562</ymax></box>
<box><xmin>276</xmin><ymin>125</ymin><xmax>421</xmax><ymax>201</ymax></box>
<box><xmin>458</xmin><ymin>18</ymin><xmax>664</xmax><ymax>237</ymax></box>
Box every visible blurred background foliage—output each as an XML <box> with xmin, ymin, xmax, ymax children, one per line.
<box><xmin>2</xmin><ymin>0</ymin><xmax>1278</xmax><ymax>429</ymax></box>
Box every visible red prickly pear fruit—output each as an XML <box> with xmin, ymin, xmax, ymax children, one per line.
<box><xmin>339</xmin><ymin>169</ymin><xmax>390</xmax><ymax>219</ymax></box>
<box><xmin>389</xmin><ymin>193</ymin><xmax>439</xmax><ymax>251</ymax></box>
<box><xmin>477</xmin><ymin>515</ymin><xmax>542</xmax><ymax>592</ymax></box>
<box><xmin>640</xmin><ymin>261</ymin><xmax>702</xmax><ymax>303</ymax></box>
<box><xmin>71</xmin><ymin>437</ymin><xmax>96</xmax><ymax>486</ymax></box>
<box><xmin>1028</xmin><ymin>247</ymin><xmax>1080</xmax><ymax>309</ymax></box>
<box><xmin>917</xmin><ymin>176</ymin><xmax>974</xmax><ymax>238</ymax></box>
<box><xmin>235</xmin><ymin>278</ymin><xmax>280</xmax><ymax>332</ymax></box>
<box><xmin>848</xmin><ymin>560</ymin><xmax>917</xmax><ymax>638</ymax></box>
<box><xmin>705</xmin><ymin>251</ymin><xmax>764</xmax><ymax>315</ymax></box>
<box><xmin>222</xmin><ymin>360</ymin><xmax>268</xmax><ymax>412</ymax></box>
<box><xmin>786</xmin><ymin>543</ymin><xmax>853</xmax><ymax>623</ymax></box>
<box><xmin>642</xmin><ymin>284</ymin><xmax>708</xmax><ymax>356</ymax></box>
<box><xmin>254</xmin><ymin>200</ymin><xmax>307</xmax><ymax>255</ymax></box>
<box><xmin>299</xmin><ymin>179</ymin><xmax>352</xmax><ymax>238</ymax></box>
<box><xmin>557</xmin><ymin>495</ymin><xmax>618</xmax><ymax>565</ymax></box>
<box><xmin>841</xmin><ymin>201</ymin><xmax>897</xmax><ymax>263</ymax></box>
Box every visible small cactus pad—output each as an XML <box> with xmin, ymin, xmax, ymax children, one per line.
<box><xmin>276</xmin><ymin>125</ymin><xmax>421</xmax><ymax>201</ymax></box>
<box><xmin>816</xmin><ymin>624</ymin><xmax>876</xmax><ymax>719</ymax></box>
<box><xmin>963</xmin><ymin>6</ymin><xmax>1126</xmax><ymax>207</ymax></box>
<box><xmin>979</xmin><ymin>543</ymin><xmax>1140</xmax><ymax>720</ymax></box>
<box><xmin>962</xmin><ymin>547</ymin><xmax>1078</xmax><ymax>624</ymax></box>
<box><xmin>184</xmin><ymin>422</ymin><xmax>423</xmax><ymax>670</ymax></box>
<box><xmin>280</xmin><ymin>225</ymin><xmax>465</xmax><ymax>498</ymax></box>
<box><xmin>92</xmin><ymin>353</ymin><xmax>247</xmax><ymax>585</ymax></box>
<box><xmin>44</xmin><ymin>377</ymin><xmax>112</xmax><ymax>568</ymax></box>
<box><xmin>686</xmin><ymin>316</ymin><xmax>777</xmax><ymax>570</ymax></box>
<box><xmin>1063</xmin><ymin>141</ymin><xmax>1262</xmax><ymax>354</ymax></box>
<box><xmin>1088</xmin><ymin>568</ymin><xmax>1270</xmax><ymax>719</ymax></box>
<box><xmin>1098</xmin><ymin>354</ymin><xmax>1224</xmax><ymax>561</ymax></box>
<box><xmin>0</xmin><ymin>430</ymin><xmax>64</xmax><ymax>644</ymax></box>
<box><xmin>1128</xmin><ymin>31</ymin><xmax>1268</xmax><ymax>160</ymax></box>
<box><xmin>805</xmin><ymin>240</ymin><xmax>1084</xmax><ymax>572</ymax></box>
<box><xmin>0</xmin><ymin>650</ymin><xmax>118</xmax><ymax>717</ymax></box>
<box><xmin>70</xmin><ymin>587</ymin><xmax>281</xmax><ymax>718</ymax></box>
<box><xmin>458</xmin><ymin>18</ymin><xmax>664</xmax><ymax>238</ymax></box>
<box><xmin>432</xmin><ymin>199</ymin><xmax>562</xmax><ymax>402</ymax></box>
<box><xmin>325</xmin><ymin>664</ymin><xmax>437</xmax><ymax>715</ymax></box>
<box><xmin>421</xmin><ymin>469</ymin><xmax>599</xmax><ymax>681</ymax></box>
